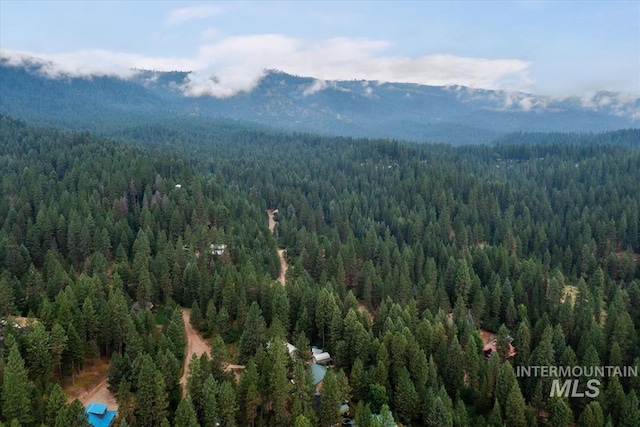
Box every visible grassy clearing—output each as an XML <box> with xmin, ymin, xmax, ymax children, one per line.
<box><xmin>154</xmin><ymin>306</ymin><xmax>166</xmax><ymax>325</ymax></box>
<box><xmin>562</xmin><ymin>285</ymin><xmax>579</xmax><ymax>306</ymax></box>
<box><xmin>62</xmin><ymin>357</ymin><xmax>110</xmax><ymax>401</ymax></box>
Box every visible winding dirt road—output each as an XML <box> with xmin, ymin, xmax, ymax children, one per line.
<box><xmin>180</xmin><ymin>308</ymin><xmax>211</xmax><ymax>396</ymax></box>
<box><xmin>267</xmin><ymin>209</ymin><xmax>288</xmax><ymax>286</ymax></box>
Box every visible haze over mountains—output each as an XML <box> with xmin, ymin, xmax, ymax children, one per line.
<box><xmin>1</xmin><ymin>58</ymin><xmax>638</xmax><ymax>144</ymax></box>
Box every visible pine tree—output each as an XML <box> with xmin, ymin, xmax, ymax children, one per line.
<box><xmin>238</xmin><ymin>302</ymin><xmax>266</xmax><ymax>364</ymax></box>
<box><xmin>202</xmin><ymin>375</ymin><xmax>221</xmax><ymax>427</ymax></box>
<box><xmin>504</xmin><ymin>382</ymin><xmax>527</xmax><ymax>427</ymax></box>
<box><xmin>237</xmin><ymin>360</ymin><xmax>260</xmax><ymax>427</ymax></box>
<box><xmin>25</xmin><ymin>321</ymin><xmax>51</xmax><ymax>392</ymax></box>
<box><xmin>425</xmin><ymin>397</ymin><xmax>452</xmax><ymax>427</ymax></box>
<box><xmin>394</xmin><ymin>367</ymin><xmax>419</xmax><ymax>423</ymax></box>
<box><xmin>619</xmin><ymin>390</ymin><xmax>640</xmax><ymax>427</ymax></box>
<box><xmin>2</xmin><ymin>344</ymin><xmax>33</xmax><ymax>425</ymax></box>
<box><xmin>291</xmin><ymin>360</ymin><xmax>315</xmax><ymax>422</ymax></box>
<box><xmin>350</xmin><ymin>357</ymin><xmax>366</xmax><ymax>402</ymax></box>
<box><xmin>218</xmin><ymin>380</ymin><xmax>237</xmax><ymax>427</ymax></box>
<box><xmin>174</xmin><ymin>396</ymin><xmax>200</xmax><ymax>427</ymax></box>
<box><xmin>378</xmin><ymin>404</ymin><xmax>396</xmax><ymax>427</ymax></box>
<box><xmin>135</xmin><ymin>355</ymin><xmax>168</xmax><ymax>426</ymax></box>
<box><xmin>116</xmin><ymin>380</ymin><xmax>136</xmax><ymax>427</ymax></box>
<box><xmin>186</xmin><ymin>354</ymin><xmax>205</xmax><ymax>416</ymax></box>
<box><xmin>319</xmin><ymin>369</ymin><xmax>341</xmax><ymax>427</ymax></box>
<box><xmin>549</xmin><ymin>397</ymin><xmax>573</xmax><ymax>427</ymax></box>
<box><xmin>45</xmin><ymin>383</ymin><xmax>68</xmax><ymax>426</ymax></box>
<box><xmin>354</xmin><ymin>401</ymin><xmax>372</xmax><ymax>427</ymax></box>
<box><xmin>294</xmin><ymin>414</ymin><xmax>313</xmax><ymax>427</ymax></box>
<box><xmin>190</xmin><ymin>301</ymin><xmax>203</xmax><ymax>329</ymax></box>
<box><xmin>54</xmin><ymin>399</ymin><xmax>91</xmax><ymax>427</ymax></box>
<box><xmin>577</xmin><ymin>401</ymin><xmax>605</xmax><ymax>427</ymax></box>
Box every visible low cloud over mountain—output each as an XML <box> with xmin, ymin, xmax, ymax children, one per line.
<box><xmin>1</xmin><ymin>56</ymin><xmax>637</xmax><ymax>144</ymax></box>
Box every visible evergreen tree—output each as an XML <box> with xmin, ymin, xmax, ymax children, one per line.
<box><xmin>549</xmin><ymin>397</ymin><xmax>573</xmax><ymax>427</ymax></box>
<box><xmin>319</xmin><ymin>369</ymin><xmax>341</xmax><ymax>427</ymax></box>
<box><xmin>238</xmin><ymin>302</ymin><xmax>266</xmax><ymax>364</ymax></box>
<box><xmin>45</xmin><ymin>383</ymin><xmax>68</xmax><ymax>426</ymax></box>
<box><xmin>217</xmin><ymin>380</ymin><xmax>237</xmax><ymax>427</ymax></box>
<box><xmin>237</xmin><ymin>360</ymin><xmax>260</xmax><ymax>427</ymax></box>
<box><xmin>25</xmin><ymin>321</ymin><xmax>51</xmax><ymax>392</ymax></box>
<box><xmin>425</xmin><ymin>397</ymin><xmax>453</xmax><ymax>427</ymax></box>
<box><xmin>577</xmin><ymin>401</ymin><xmax>605</xmax><ymax>427</ymax></box>
<box><xmin>174</xmin><ymin>396</ymin><xmax>200</xmax><ymax>427</ymax></box>
<box><xmin>2</xmin><ymin>344</ymin><xmax>33</xmax><ymax>426</ymax></box>
<box><xmin>135</xmin><ymin>355</ymin><xmax>168</xmax><ymax>426</ymax></box>
<box><xmin>54</xmin><ymin>399</ymin><xmax>91</xmax><ymax>427</ymax></box>
<box><xmin>202</xmin><ymin>375</ymin><xmax>221</xmax><ymax>427</ymax></box>
<box><xmin>504</xmin><ymin>382</ymin><xmax>527</xmax><ymax>427</ymax></box>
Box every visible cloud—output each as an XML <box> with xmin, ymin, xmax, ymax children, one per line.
<box><xmin>0</xmin><ymin>48</ymin><xmax>199</xmax><ymax>79</ymax></box>
<box><xmin>0</xmin><ymin>34</ymin><xmax>534</xmax><ymax>98</ymax></box>
<box><xmin>167</xmin><ymin>5</ymin><xmax>221</xmax><ymax>25</ymax></box>
<box><xmin>302</xmin><ymin>79</ymin><xmax>328</xmax><ymax>96</ymax></box>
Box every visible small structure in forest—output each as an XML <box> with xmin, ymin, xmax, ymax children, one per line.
<box><xmin>311</xmin><ymin>363</ymin><xmax>328</xmax><ymax>394</ymax></box>
<box><xmin>483</xmin><ymin>337</ymin><xmax>517</xmax><ymax>359</ymax></box>
<box><xmin>311</xmin><ymin>346</ymin><xmax>331</xmax><ymax>364</ymax></box>
<box><xmin>211</xmin><ymin>243</ymin><xmax>227</xmax><ymax>256</ymax></box>
<box><xmin>86</xmin><ymin>402</ymin><xmax>117</xmax><ymax>427</ymax></box>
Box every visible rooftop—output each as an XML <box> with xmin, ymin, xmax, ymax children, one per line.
<box><xmin>86</xmin><ymin>402</ymin><xmax>117</xmax><ymax>427</ymax></box>
<box><xmin>311</xmin><ymin>363</ymin><xmax>327</xmax><ymax>386</ymax></box>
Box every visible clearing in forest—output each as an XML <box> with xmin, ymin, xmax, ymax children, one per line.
<box><xmin>63</xmin><ymin>358</ymin><xmax>118</xmax><ymax>410</ymax></box>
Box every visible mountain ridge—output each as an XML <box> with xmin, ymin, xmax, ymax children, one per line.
<box><xmin>1</xmin><ymin>58</ymin><xmax>638</xmax><ymax>144</ymax></box>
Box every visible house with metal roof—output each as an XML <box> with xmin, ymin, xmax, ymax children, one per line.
<box><xmin>311</xmin><ymin>363</ymin><xmax>328</xmax><ymax>394</ymax></box>
<box><xmin>86</xmin><ymin>402</ymin><xmax>117</xmax><ymax>427</ymax></box>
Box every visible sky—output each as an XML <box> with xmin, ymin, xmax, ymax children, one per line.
<box><xmin>1</xmin><ymin>0</ymin><xmax>639</xmax><ymax>98</ymax></box>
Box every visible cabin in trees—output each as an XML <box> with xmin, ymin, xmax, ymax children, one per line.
<box><xmin>483</xmin><ymin>337</ymin><xmax>516</xmax><ymax>359</ymax></box>
<box><xmin>131</xmin><ymin>301</ymin><xmax>155</xmax><ymax>311</ymax></box>
<box><xmin>311</xmin><ymin>362</ymin><xmax>328</xmax><ymax>394</ymax></box>
<box><xmin>0</xmin><ymin>317</ymin><xmax>34</xmax><ymax>357</ymax></box>
<box><xmin>311</xmin><ymin>346</ymin><xmax>331</xmax><ymax>364</ymax></box>
<box><xmin>86</xmin><ymin>402</ymin><xmax>117</xmax><ymax>427</ymax></box>
<box><xmin>210</xmin><ymin>243</ymin><xmax>227</xmax><ymax>256</ymax></box>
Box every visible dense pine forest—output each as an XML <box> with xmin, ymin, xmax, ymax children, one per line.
<box><xmin>0</xmin><ymin>113</ymin><xmax>639</xmax><ymax>427</ymax></box>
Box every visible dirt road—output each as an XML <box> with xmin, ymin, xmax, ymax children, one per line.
<box><xmin>180</xmin><ymin>308</ymin><xmax>211</xmax><ymax>396</ymax></box>
<box><xmin>268</xmin><ymin>208</ymin><xmax>278</xmax><ymax>233</ymax></box>
<box><xmin>267</xmin><ymin>209</ymin><xmax>288</xmax><ymax>285</ymax></box>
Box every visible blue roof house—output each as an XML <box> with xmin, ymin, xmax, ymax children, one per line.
<box><xmin>311</xmin><ymin>363</ymin><xmax>328</xmax><ymax>393</ymax></box>
<box><xmin>86</xmin><ymin>402</ymin><xmax>117</xmax><ymax>427</ymax></box>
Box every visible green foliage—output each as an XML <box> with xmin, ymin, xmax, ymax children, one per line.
<box><xmin>174</xmin><ymin>396</ymin><xmax>200</xmax><ymax>427</ymax></box>
<box><xmin>1</xmin><ymin>114</ymin><xmax>640</xmax><ymax>427</ymax></box>
<box><xmin>2</xmin><ymin>344</ymin><xmax>33</xmax><ymax>425</ymax></box>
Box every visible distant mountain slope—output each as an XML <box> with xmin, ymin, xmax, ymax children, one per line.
<box><xmin>1</xmin><ymin>59</ymin><xmax>638</xmax><ymax>143</ymax></box>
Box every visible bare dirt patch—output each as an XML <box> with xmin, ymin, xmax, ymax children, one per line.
<box><xmin>614</xmin><ymin>251</ymin><xmax>640</xmax><ymax>263</ymax></box>
<box><xmin>562</xmin><ymin>285</ymin><xmax>578</xmax><ymax>305</ymax></box>
<box><xmin>358</xmin><ymin>303</ymin><xmax>374</xmax><ymax>322</ymax></box>
<box><xmin>277</xmin><ymin>249</ymin><xmax>287</xmax><ymax>285</ymax></box>
<box><xmin>180</xmin><ymin>308</ymin><xmax>211</xmax><ymax>396</ymax></box>
<box><xmin>224</xmin><ymin>363</ymin><xmax>246</xmax><ymax>383</ymax></box>
<box><xmin>479</xmin><ymin>329</ymin><xmax>496</xmax><ymax>346</ymax></box>
<box><xmin>63</xmin><ymin>358</ymin><xmax>117</xmax><ymax>410</ymax></box>
<box><xmin>267</xmin><ymin>208</ymin><xmax>278</xmax><ymax>233</ymax></box>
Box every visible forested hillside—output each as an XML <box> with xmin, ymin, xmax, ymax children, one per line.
<box><xmin>0</xmin><ymin>115</ymin><xmax>639</xmax><ymax>426</ymax></box>
<box><xmin>2</xmin><ymin>60</ymin><xmax>639</xmax><ymax>144</ymax></box>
